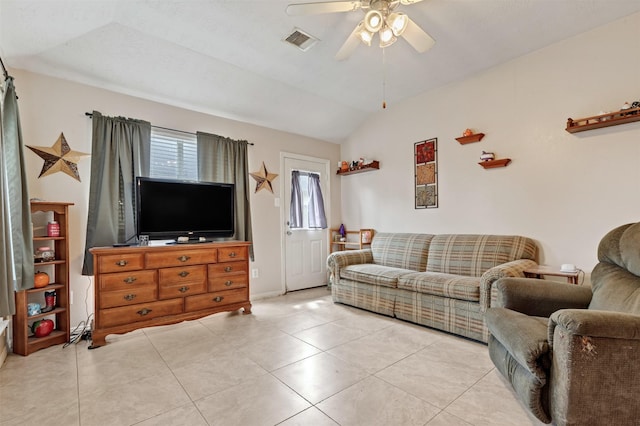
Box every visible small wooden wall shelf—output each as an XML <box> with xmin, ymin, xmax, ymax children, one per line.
<box><xmin>566</xmin><ymin>107</ymin><xmax>640</xmax><ymax>133</ymax></box>
<box><xmin>479</xmin><ymin>158</ymin><xmax>511</xmax><ymax>169</ymax></box>
<box><xmin>337</xmin><ymin>160</ymin><xmax>380</xmax><ymax>176</ymax></box>
<box><xmin>455</xmin><ymin>133</ymin><xmax>485</xmax><ymax>144</ymax></box>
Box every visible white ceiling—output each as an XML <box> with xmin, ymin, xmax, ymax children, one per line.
<box><xmin>2</xmin><ymin>0</ymin><xmax>640</xmax><ymax>143</ymax></box>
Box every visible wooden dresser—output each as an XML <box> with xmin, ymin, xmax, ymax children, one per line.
<box><xmin>90</xmin><ymin>241</ymin><xmax>251</xmax><ymax>347</ymax></box>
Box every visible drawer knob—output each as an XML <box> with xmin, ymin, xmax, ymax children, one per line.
<box><xmin>179</xmin><ymin>286</ymin><xmax>189</xmax><ymax>293</ymax></box>
<box><xmin>123</xmin><ymin>276</ymin><xmax>137</xmax><ymax>284</ymax></box>
<box><xmin>137</xmin><ymin>308</ymin><xmax>152</xmax><ymax>316</ymax></box>
<box><xmin>213</xmin><ymin>296</ymin><xmax>224</xmax><ymax>303</ymax></box>
<box><xmin>178</xmin><ymin>255</ymin><xmax>191</xmax><ymax>262</ymax></box>
<box><xmin>116</xmin><ymin>260</ymin><xmax>128</xmax><ymax>267</ymax></box>
<box><xmin>179</xmin><ymin>271</ymin><xmax>190</xmax><ymax>278</ymax></box>
<box><xmin>229</xmin><ymin>252</ymin><xmax>237</xmax><ymax>258</ymax></box>
<box><xmin>124</xmin><ymin>294</ymin><xmax>136</xmax><ymax>301</ymax></box>
<box><xmin>224</xmin><ymin>266</ymin><xmax>233</xmax><ymax>273</ymax></box>
<box><xmin>225</xmin><ymin>280</ymin><xmax>233</xmax><ymax>287</ymax></box>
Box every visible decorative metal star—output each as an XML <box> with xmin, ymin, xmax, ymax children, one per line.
<box><xmin>27</xmin><ymin>132</ymin><xmax>89</xmax><ymax>181</ymax></box>
<box><xmin>250</xmin><ymin>161</ymin><xmax>278</xmax><ymax>193</ymax></box>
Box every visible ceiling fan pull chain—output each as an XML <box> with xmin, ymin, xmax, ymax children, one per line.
<box><xmin>382</xmin><ymin>47</ymin><xmax>387</xmax><ymax>109</ymax></box>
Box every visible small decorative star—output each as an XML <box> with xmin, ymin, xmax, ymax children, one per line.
<box><xmin>250</xmin><ymin>161</ymin><xmax>278</xmax><ymax>193</ymax></box>
<box><xmin>27</xmin><ymin>133</ymin><xmax>89</xmax><ymax>181</ymax></box>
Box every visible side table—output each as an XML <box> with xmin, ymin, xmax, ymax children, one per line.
<box><xmin>524</xmin><ymin>266</ymin><xmax>580</xmax><ymax>284</ymax></box>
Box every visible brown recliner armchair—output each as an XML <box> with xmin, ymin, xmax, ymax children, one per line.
<box><xmin>485</xmin><ymin>223</ymin><xmax>640</xmax><ymax>425</ymax></box>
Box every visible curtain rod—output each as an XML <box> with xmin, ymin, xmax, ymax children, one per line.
<box><xmin>84</xmin><ymin>112</ymin><xmax>254</xmax><ymax>145</ymax></box>
<box><xmin>0</xmin><ymin>55</ymin><xmax>9</xmax><ymax>80</ymax></box>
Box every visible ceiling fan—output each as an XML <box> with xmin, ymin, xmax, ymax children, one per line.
<box><xmin>286</xmin><ymin>0</ymin><xmax>435</xmax><ymax>60</ymax></box>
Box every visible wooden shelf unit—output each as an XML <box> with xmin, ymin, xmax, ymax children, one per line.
<box><xmin>337</xmin><ymin>161</ymin><xmax>380</xmax><ymax>176</ymax></box>
<box><xmin>13</xmin><ymin>201</ymin><xmax>73</xmax><ymax>356</ymax></box>
<box><xmin>479</xmin><ymin>158</ymin><xmax>511</xmax><ymax>169</ymax></box>
<box><xmin>566</xmin><ymin>107</ymin><xmax>640</xmax><ymax>133</ymax></box>
<box><xmin>455</xmin><ymin>133</ymin><xmax>485</xmax><ymax>144</ymax></box>
<box><xmin>329</xmin><ymin>228</ymin><xmax>374</xmax><ymax>253</ymax></box>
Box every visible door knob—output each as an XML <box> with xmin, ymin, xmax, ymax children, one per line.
<box><xmin>286</xmin><ymin>231</ymin><xmax>292</xmax><ymax>235</ymax></box>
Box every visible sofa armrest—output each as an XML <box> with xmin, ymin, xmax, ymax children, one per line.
<box><xmin>479</xmin><ymin>259</ymin><xmax>538</xmax><ymax>311</ymax></box>
<box><xmin>327</xmin><ymin>249</ymin><xmax>373</xmax><ymax>285</ymax></box>
<box><xmin>549</xmin><ymin>309</ymin><xmax>640</xmax><ymax>342</ymax></box>
<box><xmin>491</xmin><ymin>278</ymin><xmax>592</xmax><ymax>317</ymax></box>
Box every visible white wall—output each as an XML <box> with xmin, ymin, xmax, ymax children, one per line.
<box><xmin>340</xmin><ymin>12</ymin><xmax>640</xmax><ymax>281</ymax></box>
<box><xmin>12</xmin><ymin>69</ymin><xmax>341</xmax><ymax>326</ymax></box>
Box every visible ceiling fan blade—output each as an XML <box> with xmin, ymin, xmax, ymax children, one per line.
<box><xmin>286</xmin><ymin>1</ymin><xmax>362</xmax><ymax>16</ymax></box>
<box><xmin>400</xmin><ymin>0</ymin><xmax>425</xmax><ymax>4</ymax></box>
<box><xmin>335</xmin><ymin>21</ymin><xmax>364</xmax><ymax>61</ymax></box>
<box><xmin>402</xmin><ymin>17</ymin><xmax>435</xmax><ymax>53</ymax></box>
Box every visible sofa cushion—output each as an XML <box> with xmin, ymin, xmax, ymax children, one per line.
<box><xmin>370</xmin><ymin>233</ymin><xmax>434</xmax><ymax>271</ymax></box>
<box><xmin>589</xmin><ymin>263</ymin><xmax>640</xmax><ymax>314</ymax></box>
<box><xmin>426</xmin><ymin>234</ymin><xmax>537</xmax><ymax>277</ymax></box>
<box><xmin>397</xmin><ymin>271</ymin><xmax>481</xmax><ymax>302</ymax></box>
<box><xmin>340</xmin><ymin>264</ymin><xmax>415</xmax><ymax>288</ymax></box>
<box><xmin>591</xmin><ymin>222</ymin><xmax>640</xmax><ymax>314</ymax></box>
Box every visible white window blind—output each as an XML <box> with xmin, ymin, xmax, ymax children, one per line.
<box><xmin>149</xmin><ymin>128</ymin><xmax>198</xmax><ymax>180</ymax></box>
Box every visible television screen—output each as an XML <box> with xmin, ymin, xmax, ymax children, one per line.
<box><xmin>136</xmin><ymin>177</ymin><xmax>235</xmax><ymax>241</ymax></box>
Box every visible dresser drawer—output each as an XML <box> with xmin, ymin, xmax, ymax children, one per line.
<box><xmin>99</xmin><ymin>270</ymin><xmax>157</xmax><ymax>292</ymax></box>
<box><xmin>99</xmin><ymin>299</ymin><xmax>184</xmax><ymax>328</ymax></box>
<box><xmin>98</xmin><ymin>253</ymin><xmax>145</xmax><ymax>273</ymax></box>
<box><xmin>100</xmin><ymin>285</ymin><xmax>158</xmax><ymax>309</ymax></box>
<box><xmin>208</xmin><ymin>275</ymin><xmax>248</xmax><ymax>292</ymax></box>
<box><xmin>146</xmin><ymin>248</ymin><xmax>217</xmax><ymax>268</ymax></box>
<box><xmin>184</xmin><ymin>288</ymin><xmax>247</xmax><ymax>312</ymax></box>
<box><xmin>218</xmin><ymin>246</ymin><xmax>248</xmax><ymax>263</ymax></box>
<box><xmin>208</xmin><ymin>261</ymin><xmax>248</xmax><ymax>277</ymax></box>
<box><xmin>159</xmin><ymin>281</ymin><xmax>206</xmax><ymax>299</ymax></box>
<box><xmin>158</xmin><ymin>265</ymin><xmax>206</xmax><ymax>285</ymax></box>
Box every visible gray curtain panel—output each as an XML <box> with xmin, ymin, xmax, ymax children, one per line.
<box><xmin>81</xmin><ymin>111</ymin><xmax>150</xmax><ymax>275</ymax></box>
<box><xmin>289</xmin><ymin>171</ymin><xmax>327</xmax><ymax>230</ymax></box>
<box><xmin>289</xmin><ymin>170</ymin><xmax>303</xmax><ymax>229</ymax></box>
<box><xmin>0</xmin><ymin>76</ymin><xmax>34</xmax><ymax>316</ymax></box>
<box><xmin>307</xmin><ymin>172</ymin><xmax>327</xmax><ymax>229</ymax></box>
<box><xmin>196</xmin><ymin>132</ymin><xmax>253</xmax><ymax>260</ymax></box>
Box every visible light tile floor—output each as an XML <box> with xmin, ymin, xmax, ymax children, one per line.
<box><xmin>0</xmin><ymin>287</ymin><xmax>545</xmax><ymax>426</ymax></box>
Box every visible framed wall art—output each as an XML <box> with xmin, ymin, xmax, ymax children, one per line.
<box><xmin>414</xmin><ymin>138</ymin><xmax>438</xmax><ymax>209</ymax></box>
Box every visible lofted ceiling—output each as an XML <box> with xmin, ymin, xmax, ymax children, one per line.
<box><xmin>2</xmin><ymin>0</ymin><xmax>640</xmax><ymax>143</ymax></box>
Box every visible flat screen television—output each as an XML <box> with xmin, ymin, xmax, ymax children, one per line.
<box><xmin>136</xmin><ymin>177</ymin><xmax>235</xmax><ymax>241</ymax></box>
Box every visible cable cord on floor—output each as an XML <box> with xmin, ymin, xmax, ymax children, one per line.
<box><xmin>63</xmin><ymin>276</ymin><xmax>94</xmax><ymax>348</ymax></box>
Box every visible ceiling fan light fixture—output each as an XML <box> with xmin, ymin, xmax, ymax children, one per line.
<box><xmin>379</xmin><ymin>26</ymin><xmax>396</xmax><ymax>46</ymax></box>
<box><xmin>364</xmin><ymin>10</ymin><xmax>384</xmax><ymax>32</ymax></box>
<box><xmin>387</xmin><ymin>12</ymin><xmax>408</xmax><ymax>36</ymax></box>
<box><xmin>359</xmin><ymin>28</ymin><xmax>373</xmax><ymax>46</ymax></box>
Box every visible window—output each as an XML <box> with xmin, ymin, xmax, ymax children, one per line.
<box><xmin>149</xmin><ymin>128</ymin><xmax>197</xmax><ymax>180</ymax></box>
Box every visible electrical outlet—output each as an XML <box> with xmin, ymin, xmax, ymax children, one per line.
<box><xmin>70</xmin><ymin>290</ymin><xmax>74</xmax><ymax>305</ymax></box>
<box><xmin>252</xmin><ymin>268</ymin><xmax>259</xmax><ymax>278</ymax></box>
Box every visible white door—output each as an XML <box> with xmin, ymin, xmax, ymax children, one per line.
<box><xmin>282</xmin><ymin>154</ymin><xmax>330</xmax><ymax>292</ymax></box>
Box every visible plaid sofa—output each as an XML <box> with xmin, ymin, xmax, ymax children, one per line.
<box><xmin>327</xmin><ymin>233</ymin><xmax>538</xmax><ymax>342</ymax></box>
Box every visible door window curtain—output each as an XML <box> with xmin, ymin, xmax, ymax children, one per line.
<box><xmin>82</xmin><ymin>111</ymin><xmax>151</xmax><ymax>275</ymax></box>
<box><xmin>0</xmin><ymin>76</ymin><xmax>33</xmax><ymax>316</ymax></box>
<box><xmin>290</xmin><ymin>171</ymin><xmax>327</xmax><ymax>229</ymax></box>
<box><xmin>196</xmin><ymin>132</ymin><xmax>253</xmax><ymax>260</ymax></box>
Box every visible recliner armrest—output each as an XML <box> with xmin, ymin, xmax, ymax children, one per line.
<box><xmin>493</xmin><ymin>278</ymin><xmax>592</xmax><ymax>317</ymax></box>
<box><xmin>549</xmin><ymin>309</ymin><xmax>640</xmax><ymax>342</ymax></box>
